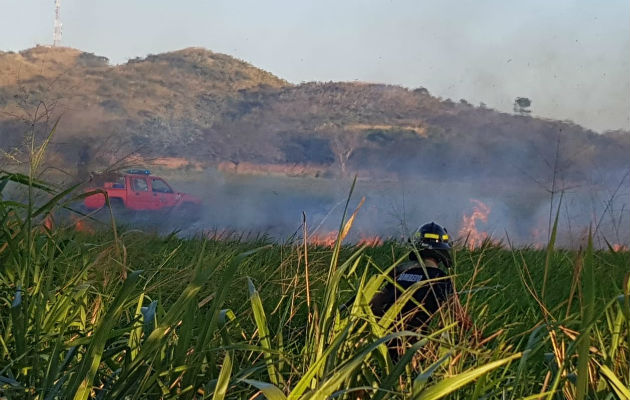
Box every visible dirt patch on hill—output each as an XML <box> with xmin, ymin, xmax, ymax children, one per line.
<box><xmin>217</xmin><ymin>161</ymin><xmax>330</xmax><ymax>178</ymax></box>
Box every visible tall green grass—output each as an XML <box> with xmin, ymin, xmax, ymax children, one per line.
<box><xmin>0</xmin><ymin>142</ymin><xmax>628</xmax><ymax>399</ymax></box>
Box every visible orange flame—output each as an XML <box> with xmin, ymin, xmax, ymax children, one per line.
<box><xmin>357</xmin><ymin>235</ymin><xmax>384</xmax><ymax>247</ymax></box>
<box><xmin>458</xmin><ymin>199</ymin><xmax>491</xmax><ymax>250</ymax></box>
<box><xmin>72</xmin><ymin>215</ymin><xmax>94</xmax><ymax>234</ymax></box>
<box><xmin>305</xmin><ymin>231</ymin><xmax>383</xmax><ymax>247</ymax></box>
<box><xmin>307</xmin><ymin>231</ymin><xmax>338</xmax><ymax>247</ymax></box>
<box><xmin>612</xmin><ymin>243</ymin><xmax>628</xmax><ymax>252</ymax></box>
<box><xmin>43</xmin><ymin>214</ymin><xmax>54</xmax><ymax>231</ymax></box>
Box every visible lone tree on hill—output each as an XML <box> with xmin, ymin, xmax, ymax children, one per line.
<box><xmin>514</xmin><ymin>97</ymin><xmax>532</xmax><ymax>116</ymax></box>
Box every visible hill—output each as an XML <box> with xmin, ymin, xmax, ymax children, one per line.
<box><xmin>0</xmin><ymin>46</ymin><xmax>628</xmax><ymax>186</ymax></box>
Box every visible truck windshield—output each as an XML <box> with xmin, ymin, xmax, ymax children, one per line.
<box><xmin>151</xmin><ymin>178</ymin><xmax>173</xmax><ymax>193</ymax></box>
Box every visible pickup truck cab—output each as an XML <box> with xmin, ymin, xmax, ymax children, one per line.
<box><xmin>84</xmin><ymin>170</ymin><xmax>201</xmax><ymax>214</ymax></box>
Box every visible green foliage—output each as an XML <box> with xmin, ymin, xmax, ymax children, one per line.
<box><xmin>0</xmin><ymin>153</ymin><xmax>629</xmax><ymax>399</ymax></box>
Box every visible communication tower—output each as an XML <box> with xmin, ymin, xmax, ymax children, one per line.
<box><xmin>53</xmin><ymin>0</ymin><xmax>62</xmax><ymax>46</ymax></box>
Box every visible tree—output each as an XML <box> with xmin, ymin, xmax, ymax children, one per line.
<box><xmin>513</xmin><ymin>97</ymin><xmax>532</xmax><ymax>116</ymax></box>
<box><xmin>329</xmin><ymin>130</ymin><xmax>364</xmax><ymax>177</ymax></box>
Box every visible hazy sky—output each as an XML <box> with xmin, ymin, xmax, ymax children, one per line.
<box><xmin>2</xmin><ymin>0</ymin><xmax>629</xmax><ymax>132</ymax></box>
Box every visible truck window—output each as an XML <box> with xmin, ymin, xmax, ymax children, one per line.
<box><xmin>151</xmin><ymin>178</ymin><xmax>173</xmax><ymax>193</ymax></box>
<box><xmin>113</xmin><ymin>176</ymin><xmax>125</xmax><ymax>189</ymax></box>
<box><xmin>131</xmin><ymin>178</ymin><xmax>149</xmax><ymax>192</ymax></box>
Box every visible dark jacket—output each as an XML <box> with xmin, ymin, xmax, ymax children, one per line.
<box><xmin>370</xmin><ymin>261</ymin><xmax>453</xmax><ymax>330</ymax></box>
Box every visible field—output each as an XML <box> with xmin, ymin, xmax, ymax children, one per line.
<box><xmin>0</xmin><ymin>163</ymin><xmax>629</xmax><ymax>400</ymax></box>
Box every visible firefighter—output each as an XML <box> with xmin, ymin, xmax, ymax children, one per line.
<box><xmin>370</xmin><ymin>221</ymin><xmax>472</xmax><ymax>360</ymax></box>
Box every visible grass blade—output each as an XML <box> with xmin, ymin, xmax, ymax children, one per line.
<box><xmin>598</xmin><ymin>363</ymin><xmax>630</xmax><ymax>399</ymax></box>
<box><xmin>576</xmin><ymin>229</ymin><xmax>594</xmax><ymax>400</ymax></box>
<box><xmin>413</xmin><ymin>352</ymin><xmax>522</xmax><ymax>400</ymax></box>
<box><xmin>248</xmin><ymin>277</ymin><xmax>282</xmax><ymax>386</ymax></box>
<box><xmin>68</xmin><ymin>270</ymin><xmax>143</xmax><ymax>400</ymax></box>
<box><xmin>542</xmin><ymin>191</ymin><xmax>562</xmax><ymax>302</ymax></box>
<box><xmin>243</xmin><ymin>379</ymin><xmax>287</xmax><ymax>400</ymax></box>
<box><xmin>213</xmin><ymin>351</ymin><xmax>233</xmax><ymax>400</ymax></box>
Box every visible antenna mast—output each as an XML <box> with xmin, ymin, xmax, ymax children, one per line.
<box><xmin>53</xmin><ymin>0</ymin><xmax>62</xmax><ymax>46</ymax></box>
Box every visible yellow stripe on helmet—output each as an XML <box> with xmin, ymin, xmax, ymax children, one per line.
<box><xmin>423</xmin><ymin>233</ymin><xmax>449</xmax><ymax>241</ymax></box>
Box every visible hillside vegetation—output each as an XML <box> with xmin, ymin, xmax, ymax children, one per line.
<box><xmin>0</xmin><ymin>46</ymin><xmax>628</xmax><ymax>184</ymax></box>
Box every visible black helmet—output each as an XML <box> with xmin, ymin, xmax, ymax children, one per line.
<box><xmin>410</xmin><ymin>222</ymin><xmax>452</xmax><ymax>268</ymax></box>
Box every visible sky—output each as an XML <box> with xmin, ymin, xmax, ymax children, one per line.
<box><xmin>1</xmin><ymin>0</ymin><xmax>629</xmax><ymax>132</ymax></box>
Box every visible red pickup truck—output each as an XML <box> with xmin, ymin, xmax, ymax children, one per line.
<box><xmin>84</xmin><ymin>170</ymin><xmax>201</xmax><ymax>215</ymax></box>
